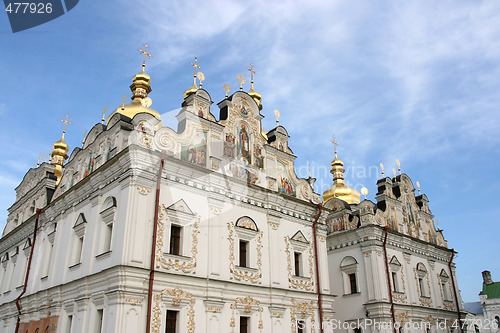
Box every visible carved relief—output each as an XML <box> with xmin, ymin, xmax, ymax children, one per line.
<box><xmin>290</xmin><ymin>299</ymin><xmax>315</xmax><ymax>333</ymax></box>
<box><xmin>227</xmin><ymin>222</ymin><xmax>263</xmax><ymax>283</ymax></box>
<box><xmin>152</xmin><ymin>287</ymin><xmax>195</xmax><ymax>333</ymax></box>
<box><xmin>285</xmin><ymin>236</ymin><xmax>314</xmax><ymax>291</ymax></box>
<box><xmin>156</xmin><ymin>206</ymin><xmax>200</xmax><ymax>273</ymax></box>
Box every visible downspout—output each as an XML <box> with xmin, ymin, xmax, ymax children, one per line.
<box><xmin>312</xmin><ymin>202</ymin><xmax>324</xmax><ymax>333</ymax></box>
<box><xmin>448</xmin><ymin>249</ymin><xmax>463</xmax><ymax>333</ymax></box>
<box><xmin>146</xmin><ymin>151</ymin><xmax>166</xmax><ymax>333</ymax></box>
<box><xmin>15</xmin><ymin>208</ymin><xmax>41</xmax><ymax>333</ymax></box>
<box><xmin>383</xmin><ymin>226</ymin><xmax>397</xmax><ymax>333</ymax></box>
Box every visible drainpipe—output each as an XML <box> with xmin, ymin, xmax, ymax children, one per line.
<box><xmin>312</xmin><ymin>202</ymin><xmax>324</xmax><ymax>333</ymax></box>
<box><xmin>383</xmin><ymin>226</ymin><xmax>397</xmax><ymax>333</ymax></box>
<box><xmin>448</xmin><ymin>249</ymin><xmax>463</xmax><ymax>333</ymax></box>
<box><xmin>15</xmin><ymin>208</ymin><xmax>41</xmax><ymax>333</ymax></box>
<box><xmin>146</xmin><ymin>151</ymin><xmax>166</xmax><ymax>333</ymax></box>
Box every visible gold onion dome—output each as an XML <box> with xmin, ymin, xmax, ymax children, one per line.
<box><xmin>108</xmin><ymin>66</ymin><xmax>160</xmax><ymax>121</ymax></box>
<box><xmin>323</xmin><ymin>151</ymin><xmax>360</xmax><ymax>205</ymax></box>
<box><xmin>183</xmin><ymin>81</ymin><xmax>198</xmax><ymax>99</ymax></box>
<box><xmin>51</xmin><ymin>132</ymin><xmax>69</xmax><ymax>186</ymax></box>
<box><xmin>248</xmin><ymin>85</ymin><xmax>262</xmax><ymax>110</ymax></box>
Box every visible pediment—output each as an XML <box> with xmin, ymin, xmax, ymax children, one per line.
<box><xmin>291</xmin><ymin>230</ymin><xmax>308</xmax><ymax>243</ymax></box>
<box><xmin>389</xmin><ymin>255</ymin><xmax>401</xmax><ymax>266</ymax></box>
<box><xmin>166</xmin><ymin>199</ymin><xmax>194</xmax><ymax>215</ymax></box>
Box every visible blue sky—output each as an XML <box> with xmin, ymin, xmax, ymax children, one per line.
<box><xmin>1</xmin><ymin>0</ymin><xmax>499</xmax><ymax>302</ymax></box>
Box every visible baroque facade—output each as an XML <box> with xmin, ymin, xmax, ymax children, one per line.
<box><xmin>0</xmin><ymin>56</ymin><xmax>465</xmax><ymax>333</ymax></box>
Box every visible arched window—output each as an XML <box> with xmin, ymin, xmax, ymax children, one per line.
<box><xmin>98</xmin><ymin>196</ymin><xmax>117</xmax><ymax>255</ymax></box>
<box><xmin>341</xmin><ymin>256</ymin><xmax>359</xmax><ymax>294</ymax></box>
<box><xmin>235</xmin><ymin>217</ymin><xmax>259</xmax><ymax>268</ymax></box>
<box><xmin>416</xmin><ymin>263</ymin><xmax>428</xmax><ymax>297</ymax></box>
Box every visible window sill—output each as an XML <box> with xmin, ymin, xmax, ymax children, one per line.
<box><xmin>69</xmin><ymin>262</ymin><xmax>81</xmax><ymax>270</ymax></box>
<box><xmin>420</xmin><ymin>295</ymin><xmax>431</xmax><ymax>299</ymax></box>
<box><xmin>236</xmin><ymin>265</ymin><xmax>258</xmax><ymax>273</ymax></box>
<box><xmin>163</xmin><ymin>252</ymin><xmax>190</xmax><ymax>260</ymax></box>
<box><xmin>393</xmin><ymin>291</ymin><xmax>405</xmax><ymax>294</ymax></box>
<box><xmin>343</xmin><ymin>292</ymin><xmax>361</xmax><ymax>297</ymax></box>
<box><xmin>41</xmin><ymin>275</ymin><xmax>48</xmax><ymax>281</ymax></box>
<box><xmin>16</xmin><ymin>285</ymin><xmax>24</xmax><ymax>291</ymax></box>
<box><xmin>95</xmin><ymin>250</ymin><xmax>112</xmax><ymax>260</ymax></box>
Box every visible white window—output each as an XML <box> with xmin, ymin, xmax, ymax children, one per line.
<box><xmin>341</xmin><ymin>256</ymin><xmax>359</xmax><ymax>295</ymax></box>
<box><xmin>416</xmin><ymin>263</ymin><xmax>428</xmax><ymax>297</ymax></box>
<box><xmin>389</xmin><ymin>256</ymin><xmax>403</xmax><ymax>293</ymax></box>
<box><xmin>71</xmin><ymin>213</ymin><xmax>87</xmax><ymax>266</ymax></box>
<box><xmin>99</xmin><ymin>197</ymin><xmax>116</xmax><ymax>254</ymax></box>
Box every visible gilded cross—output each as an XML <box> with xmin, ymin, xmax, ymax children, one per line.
<box><xmin>331</xmin><ymin>135</ymin><xmax>339</xmax><ymax>155</ymax></box>
<box><xmin>190</xmin><ymin>57</ymin><xmax>201</xmax><ymax>77</ymax></box>
<box><xmin>247</xmin><ymin>63</ymin><xmax>257</xmax><ymax>83</ymax></box>
<box><xmin>61</xmin><ymin>115</ymin><xmax>71</xmax><ymax>133</ymax></box>
<box><xmin>138</xmin><ymin>44</ymin><xmax>152</xmax><ymax>67</ymax></box>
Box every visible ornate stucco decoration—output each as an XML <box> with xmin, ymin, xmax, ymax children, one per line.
<box><xmin>227</xmin><ymin>221</ymin><xmax>263</xmax><ymax>283</ymax></box>
<box><xmin>152</xmin><ymin>287</ymin><xmax>195</xmax><ymax>333</ymax></box>
<box><xmin>136</xmin><ymin>185</ymin><xmax>151</xmax><ymax>195</ymax></box>
<box><xmin>285</xmin><ymin>236</ymin><xmax>314</xmax><ymax>291</ymax></box>
<box><xmin>156</xmin><ymin>204</ymin><xmax>200</xmax><ymax>273</ymax></box>
<box><xmin>290</xmin><ymin>299</ymin><xmax>315</xmax><ymax>333</ymax></box>
<box><xmin>229</xmin><ymin>296</ymin><xmax>264</xmax><ymax>333</ymax></box>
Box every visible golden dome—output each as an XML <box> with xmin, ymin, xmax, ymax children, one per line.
<box><xmin>183</xmin><ymin>82</ymin><xmax>198</xmax><ymax>99</ymax></box>
<box><xmin>109</xmin><ymin>100</ymin><xmax>160</xmax><ymax>121</ymax></box>
<box><xmin>323</xmin><ymin>152</ymin><xmax>360</xmax><ymax>205</ymax></box>
<box><xmin>248</xmin><ymin>85</ymin><xmax>262</xmax><ymax>110</ymax></box>
<box><xmin>51</xmin><ymin>133</ymin><xmax>70</xmax><ymax>186</ymax></box>
<box><xmin>108</xmin><ymin>67</ymin><xmax>161</xmax><ymax>121</ymax></box>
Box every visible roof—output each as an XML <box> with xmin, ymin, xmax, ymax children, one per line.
<box><xmin>464</xmin><ymin>302</ymin><xmax>483</xmax><ymax>315</ymax></box>
<box><xmin>480</xmin><ymin>281</ymin><xmax>500</xmax><ymax>299</ymax></box>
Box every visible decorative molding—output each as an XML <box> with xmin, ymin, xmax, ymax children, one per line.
<box><xmin>285</xmin><ymin>236</ymin><xmax>314</xmax><ymax>291</ymax></box>
<box><xmin>156</xmin><ymin>207</ymin><xmax>200</xmax><ymax>273</ymax></box>
<box><xmin>136</xmin><ymin>186</ymin><xmax>151</xmax><ymax>195</ymax></box>
<box><xmin>152</xmin><ymin>287</ymin><xmax>195</xmax><ymax>333</ymax></box>
<box><xmin>290</xmin><ymin>299</ymin><xmax>315</xmax><ymax>333</ymax></box>
<box><xmin>125</xmin><ymin>298</ymin><xmax>142</xmax><ymax>306</ymax></box>
<box><xmin>228</xmin><ymin>222</ymin><xmax>263</xmax><ymax>283</ymax></box>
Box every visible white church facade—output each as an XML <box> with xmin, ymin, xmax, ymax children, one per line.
<box><xmin>0</xmin><ymin>54</ymin><xmax>466</xmax><ymax>333</ymax></box>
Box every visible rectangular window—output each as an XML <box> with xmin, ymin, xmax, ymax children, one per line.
<box><xmin>239</xmin><ymin>240</ymin><xmax>248</xmax><ymax>267</ymax></box>
<box><xmin>166</xmin><ymin>310</ymin><xmax>178</xmax><ymax>333</ymax></box>
<box><xmin>419</xmin><ymin>278</ymin><xmax>425</xmax><ymax>296</ymax></box>
<box><xmin>442</xmin><ymin>282</ymin><xmax>449</xmax><ymax>300</ymax></box>
<box><xmin>354</xmin><ymin>328</ymin><xmax>362</xmax><ymax>333</ymax></box>
<box><xmin>96</xmin><ymin>309</ymin><xmax>103</xmax><ymax>333</ymax></box>
<box><xmin>294</xmin><ymin>252</ymin><xmax>302</xmax><ymax>276</ymax></box>
<box><xmin>392</xmin><ymin>272</ymin><xmax>399</xmax><ymax>292</ymax></box>
<box><xmin>101</xmin><ymin>223</ymin><xmax>113</xmax><ymax>253</ymax></box>
<box><xmin>73</xmin><ymin>236</ymin><xmax>83</xmax><ymax>265</ymax></box>
<box><xmin>170</xmin><ymin>225</ymin><xmax>181</xmax><ymax>255</ymax></box>
<box><xmin>349</xmin><ymin>273</ymin><xmax>358</xmax><ymax>294</ymax></box>
<box><xmin>42</xmin><ymin>243</ymin><xmax>53</xmax><ymax>277</ymax></box>
<box><xmin>66</xmin><ymin>315</ymin><xmax>73</xmax><ymax>333</ymax></box>
<box><xmin>297</xmin><ymin>320</ymin><xmax>305</xmax><ymax>333</ymax></box>
<box><xmin>240</xmin><ymin>316</ymin><xmax>249</xmax><ymax>333</ymax></box>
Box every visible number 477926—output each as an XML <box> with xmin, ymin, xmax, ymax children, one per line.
<box><xmin>5</xmin><ymin>2</ymin><xmax>53</xmax><ymax>14</ymax></box>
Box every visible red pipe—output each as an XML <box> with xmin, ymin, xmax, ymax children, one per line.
<box><xmin>15</xmin><ymin>208</ymin><xmax>41</xmax><ymax>333</ymax></box>
<box><xmin>383</xmin><ymin>226</ymin><xmax>397</xmax><ymax>333</ymax></box>
<box><xmin>146</xmin><ymin>151</ymin><xmax>166</xmax><ymax>333</ymax></box>
<box><xmin>312</xmin><ymin>203</ymin><xmax>324</xmax><ymax>333</ymax></box>
<box><xmin>448</xmin><ymin>249</ymin><xmax>463</xmax><ymax>333</ymax></box>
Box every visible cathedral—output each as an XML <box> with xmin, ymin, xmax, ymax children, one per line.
<box><xmin>0</xmin><ymin>49</ymin><xmax>466</xmax><ymax>333</ymax></box>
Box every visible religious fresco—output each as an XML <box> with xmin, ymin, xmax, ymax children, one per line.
<box><xmin>137</xmin><ymin>120</ymin><xmax>153</xmax><ymax>134</ymax></box>
<box><xmin>181</xmin><ymin>131</ymin><xmax>207</xmax><ymax>167</ymax></box>
<box><xmin>239</xmin><ymin>104</ymin><xmax>249</xmax><ymax>116</ymax></box>
<box><xmin>83</xmin><ymin>151</ymin><xmax>95</xmax><ymax>178</ymax></box>
<box><xmin>238</xmin><ymin>123</ymin><xmax>251</xmax><ymax>164</ymax></box>
<box><xmin>224</xmin><ymin>133</ymin><xmax>235</xmax><ymax>159</ymax></box>
<box><xmin>389</xmin><ymin>207</ymin><xmax>398</xmax><ymax>230</ymax></box>
<box><xmin>228</xmin><ymin>162</ymin><xmax>258</xmax><ymax>184</ymax></box>
<box><xmin>277</xmin><ymin>162</ymin><xmax>296</xmax><ymax>197</ymax></box>
<box><xmin>254</xmin><ymin>146</ymin><xmax>264</xmax><ymax>169</ymax></box>
<box><xmin>327</xmin><ymin>216</ymin><xmax>345</xmax><ymax>234</ymax></box>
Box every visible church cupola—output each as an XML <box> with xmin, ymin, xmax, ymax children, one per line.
<box><xmin>108</xmin><ymin>44</ymin><xmax>161</xmax><ymax>121</ymax></box>
<box><xmin>51</xmin><ymin>115</ymin><xmax>71</xmax><ymax>186</ymax></box>
<box><xmin>183</xmin><ymin>57</ymin><xmax>202</xmax><ymax>100</ymax></box>
<box><xmin>323</xmin><ymin>136</ymin><xmax>360</xmax><ymax>205</ymax></box>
